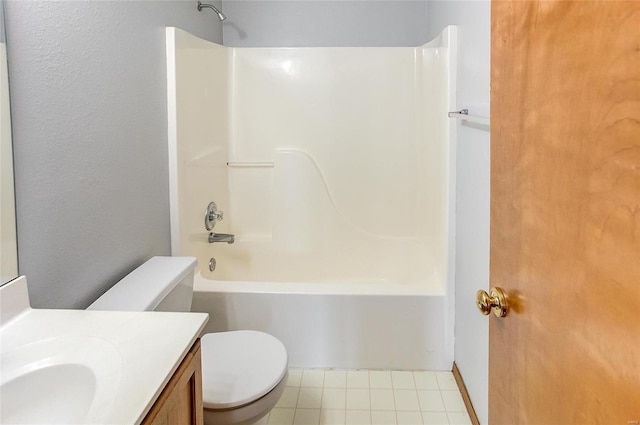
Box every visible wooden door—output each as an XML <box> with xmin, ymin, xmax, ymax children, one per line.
<box><xmin>490</xmin><ymin>1</ymin><xmax>640</xmax><ymax>424</ymax></box>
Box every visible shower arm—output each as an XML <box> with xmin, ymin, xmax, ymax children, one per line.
<box><xmin>196</xmin><ymin>1</ymin><xmax>227</xmax><ymax>21</ymax></box>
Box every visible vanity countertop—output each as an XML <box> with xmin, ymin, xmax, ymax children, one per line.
<box><xmin>0</xmin><ymin>276</ymin><xmax>209</xmax><ymax>425</ymax></box>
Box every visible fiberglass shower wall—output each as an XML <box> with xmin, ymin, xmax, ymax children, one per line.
<box><xmin>168</xmin><ymin>28</ymin><xmax>453</xmax><ymax>291</ymax></box>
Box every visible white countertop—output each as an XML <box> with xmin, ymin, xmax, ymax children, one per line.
<box><xmin>0</xmin><ymin>276</ymin><xmax>209</xmax><ymax>425</ymax></box>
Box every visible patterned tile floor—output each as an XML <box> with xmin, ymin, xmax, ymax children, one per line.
<box><xmin>264</xmin><ymin>369</ymin><xmax>473</xmax><ymax>425</ymax></box>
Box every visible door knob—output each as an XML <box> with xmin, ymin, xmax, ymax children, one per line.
<box><xmin>476</xmin><ymin>287</ymin><xmax>509</xmax><ymax>317</ymax></box>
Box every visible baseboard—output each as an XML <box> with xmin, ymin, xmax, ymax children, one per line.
<box><xmin>452</xmin><ymin>362</ymin><xmax>481</xmax><ymax>425</ymax></box>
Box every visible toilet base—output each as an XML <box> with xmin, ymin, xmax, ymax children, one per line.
<box><xmin>203</xmin><ymin>372</ymin><xmax>288</xmax><ymax>425</ymax></box>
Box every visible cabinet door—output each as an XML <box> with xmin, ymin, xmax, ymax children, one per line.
<box><xmin>143</xmin><ymin>340</ymin><xmax>204</xmax><ymax>425</ymax></box>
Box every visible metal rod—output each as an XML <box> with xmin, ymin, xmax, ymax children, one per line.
<box><xmin>448</xmin><ymin>109</ymin><xmax>490</xmax><ymax>127</ymax></box>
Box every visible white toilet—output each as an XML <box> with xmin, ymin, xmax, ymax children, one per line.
<box><xmin>88</xmin><ymin>256</ymin><xmax>288</xmax><ymax>425</ymax></box>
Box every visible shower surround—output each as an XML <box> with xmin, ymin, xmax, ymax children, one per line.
<box><xmin>166</xmin><ymin>27</ymin><xmax>457</xmax><ymax>370</ymax></box>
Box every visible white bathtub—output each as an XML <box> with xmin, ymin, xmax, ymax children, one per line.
<box><xmin>191</xmin><ymin>272</ymin><xmax>453</xmax><ymax>371</ymax></box>
<box><xmin>167</xmin><ymin>26</ymin><xmax>458</xmax><ymax>371</ymax></box>
<box><xmin>189</xmin><ymin>221</ymin><xmax>454</xmax><ymax>370</ymax></box>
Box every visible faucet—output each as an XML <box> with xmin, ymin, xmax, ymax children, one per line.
<box><xmin>208</xmin><ymin>232</ymin><xmax>235</xmax><ymax>244</ymax></box>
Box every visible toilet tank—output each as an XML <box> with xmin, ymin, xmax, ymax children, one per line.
<box><xmin>87</xmin><ymin>256</ymin><xmax>197</xmax><ymax>312</ymax></box>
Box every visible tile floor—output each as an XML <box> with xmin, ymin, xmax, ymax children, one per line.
<box><xmin>265</xmin><ymin>369</ymin><xmax>473</xmax><ymax>425</ymax></box>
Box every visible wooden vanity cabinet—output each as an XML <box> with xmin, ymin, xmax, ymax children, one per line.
<box><xmin>142</xmin><ymin>339</ymin><xmax>203</xmax><ymax>425</ymax></box>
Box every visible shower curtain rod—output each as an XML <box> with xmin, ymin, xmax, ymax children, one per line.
<box><xmin>448</xmin><ymin>109</ymin><xmax>490</xmax><ymax>127</ymax></box>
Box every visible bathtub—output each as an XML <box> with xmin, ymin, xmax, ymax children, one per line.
<box><xmin>190</xmin><ymin>222</ymin><xmax>453</xmax><ymax>370</ymax></box>
<box><xmin>167</xmin><ymin>26</ymin><xmax>457</xmax><ymax>371</ymax></box>
<box><xmin>191</xmin><ymin>271</ymin><xmax>452</xmax><ymax>371</ymax></box>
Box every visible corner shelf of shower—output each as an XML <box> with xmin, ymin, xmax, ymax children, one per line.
<box><xmin>227</xmin><ymin>161</ymin><xmax>274</xmax><ymax>168</ymax></box>
<box><xmin>448</xmin><ymin>109</ymin><xmax>490</xmax><ymax>127</ymax></box>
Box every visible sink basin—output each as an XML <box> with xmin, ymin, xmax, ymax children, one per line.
<box><xmin>0</xmin><ymin>336</ymin><xmax>121</xmax><ymax>424</ymax></box>
<box><xmin>1</xmin><ymin>364</ymin><xmax>96</xmax><ymax>424</ymax></box>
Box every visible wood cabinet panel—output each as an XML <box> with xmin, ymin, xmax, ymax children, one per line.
<box><xmin>142</xmin><ymin>340</ymin><xmax>203</xmax><ymax>425</ymax></box>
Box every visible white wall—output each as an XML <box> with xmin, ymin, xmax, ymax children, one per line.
<box><xmin>427</xmin><ymin>2</ymin><xmax>490</xmax><ymax>424</ymax></box>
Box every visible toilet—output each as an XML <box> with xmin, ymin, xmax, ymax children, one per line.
<box><xmin>88</xmin><ymin>256</ymin><xmax>288</xmax><ymax>425</ymax></box>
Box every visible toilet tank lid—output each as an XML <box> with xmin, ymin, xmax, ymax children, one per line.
<box><xmin>87</xmin><ymin>256</ymin><xmax>197</xmax><ymax>311</ymax></box>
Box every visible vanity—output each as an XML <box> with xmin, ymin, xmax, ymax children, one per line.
<box><xmin>0</xmin><ymin>276</ymin><xmax>208</xmax><ymax>424</ymax></box>
<box><xmin>142</xmin><ymin>339</ymin><xmax>203</xmax><ymax>425</ymax></box>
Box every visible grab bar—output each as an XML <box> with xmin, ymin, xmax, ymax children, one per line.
<box><xmin>227</xmin><ymin>161</ymin><xmax>274</xmax><ymax>168</ymax></box>
<box><xmin>448</xmin><ymin>109</ymin><xmax>490</xmax><ymax>127</ymax></box>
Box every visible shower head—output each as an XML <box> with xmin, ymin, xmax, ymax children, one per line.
<box><xmin>197</xmin><ymin>1</ymin><xmax>227</xmax><ymax>22</ymax></box>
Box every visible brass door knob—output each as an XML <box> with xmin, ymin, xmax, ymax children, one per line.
<box><xmin>476</xmin><ymin>287</ymin><xmax>509</xmax><ymax>317</ymax></box>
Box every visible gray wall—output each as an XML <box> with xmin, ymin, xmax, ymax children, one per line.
<box><xmin>222</xmin><ymin>0</ymin><xmax>428</xmax><ymax>47</ymax></box>
<box><xmin>5</xmin><ymin>1</ymin><xmax>223</xmax><ymax>308</ymax></box>
<box><xmin>427</xmin><ymin>2</ymin><xmax>490</xmax><ymax>424</ymax></box>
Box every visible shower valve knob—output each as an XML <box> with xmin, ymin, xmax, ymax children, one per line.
<box><xmin>205</xmin><ymin>202</ymin><xmax>224</xmax><ymax>231</ymax></box>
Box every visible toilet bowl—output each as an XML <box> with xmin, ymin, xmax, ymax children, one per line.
<box><xmin>202</xmin><ymin>330</ymin><xmax>288</xmax><ymax>425</ymax></box>
<box><xmin>88</xmin><ymin>256</ymin><xmax>288</xmax><ymax>425</ymax></box>
<box><xmin>204</xmin><ymin>374</ymin><xmax>287</xmax><ymax>425</ymax></box>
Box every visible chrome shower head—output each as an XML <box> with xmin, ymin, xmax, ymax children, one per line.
<box><xmin>197</xmin><ymin>1</ymin><xmax>227</xmax><ymax>22</ymax></box>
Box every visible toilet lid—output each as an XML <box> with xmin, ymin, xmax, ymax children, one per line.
<box><xmin>200</xmin><ymin>330</ymin><xmax>288</xmax><ymax>410</ymax></box>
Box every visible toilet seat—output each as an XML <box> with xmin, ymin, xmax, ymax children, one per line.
<box><xmin>201</xmin><ymin>330</ymin><xmax>288</xmax><ymax>410</ymax></box>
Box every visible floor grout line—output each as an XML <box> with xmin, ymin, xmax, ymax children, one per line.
<box><xmin>280</xmin><ymin>368</ymin><xmax>471</xmax><ymax>425</ymax></box>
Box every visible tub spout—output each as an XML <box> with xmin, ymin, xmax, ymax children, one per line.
<box><xmin>208</xmin><ymin>232</ymin><xmax>235</xmax><ymax>244</ymax></box>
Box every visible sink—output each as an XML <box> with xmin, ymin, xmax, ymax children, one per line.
<box><xmin>0</xmin><ymin>336</ymin><xmax>121</xmax><ymax>424</ymax></box>
<box><xmin>0</xmin><ymin>276</ymin><xmax>208</xmax><ymax>424</ymax></box>
<box><xmin>1</xmin><ymin>364</ymin><xmax>96</xmax><ymax>424</ymax></box>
